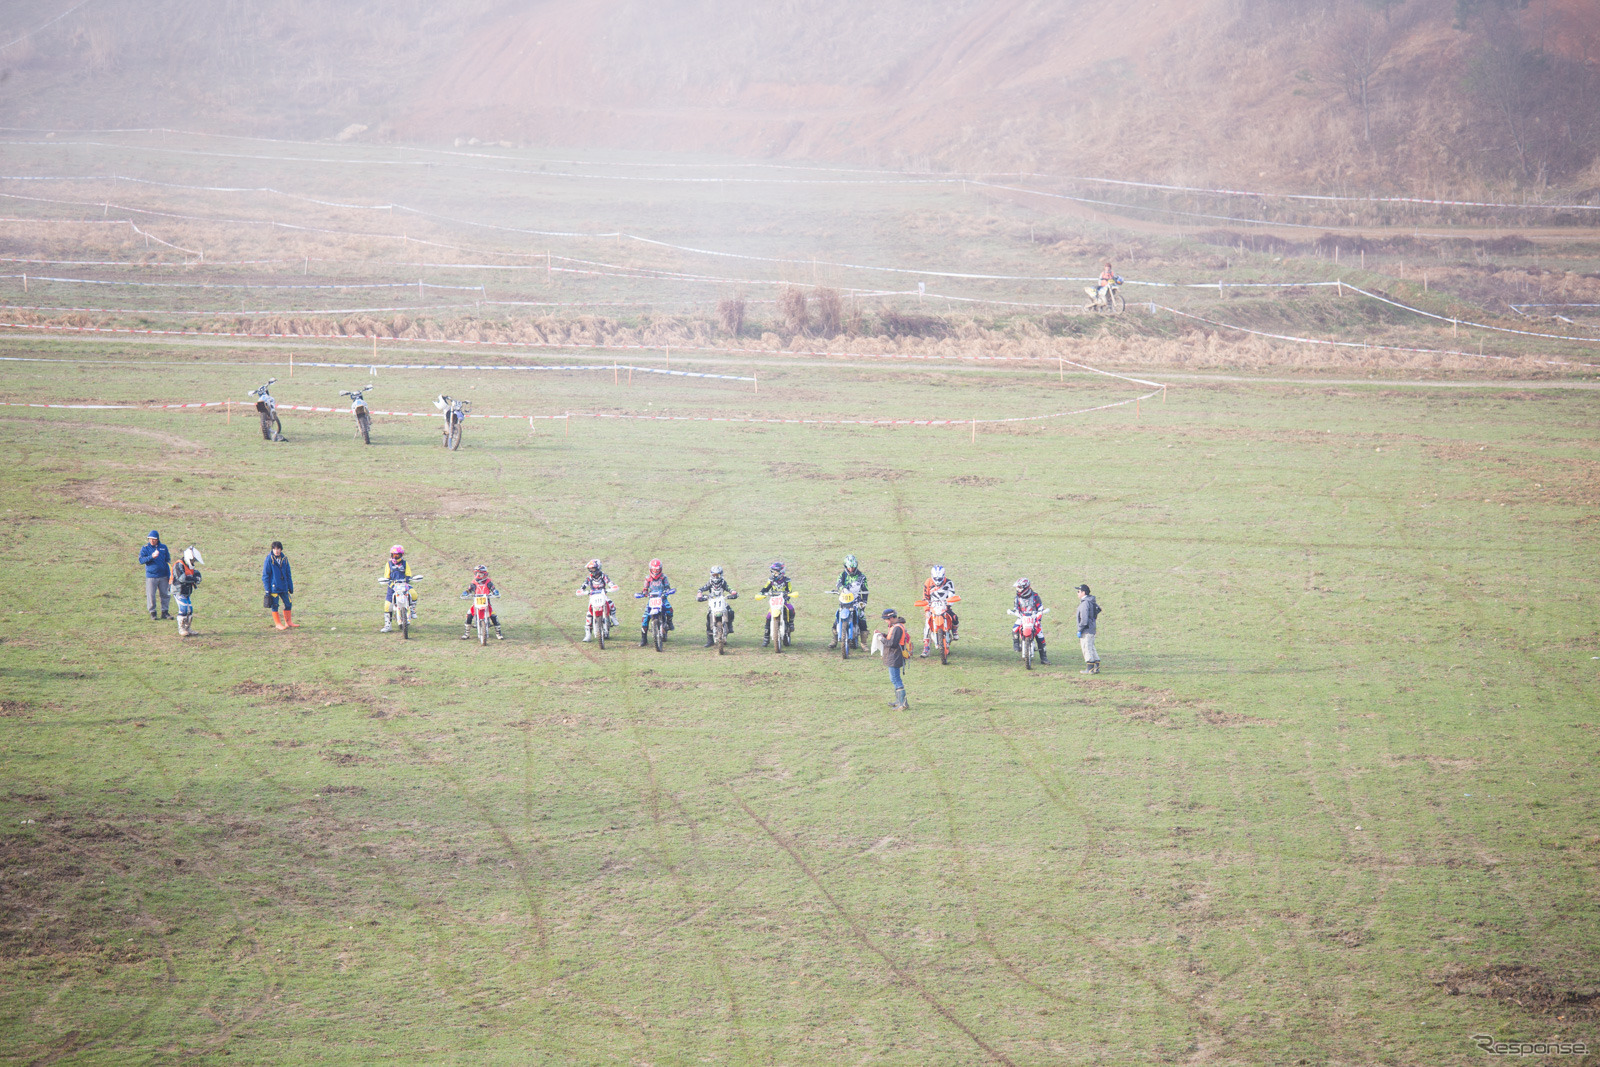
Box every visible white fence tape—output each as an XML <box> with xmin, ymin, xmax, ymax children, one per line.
<box><xmin>1154</xmin><ymin>304</ymin><xmax>1600</xmax><ymax>369</ymax></box>
<box><xmin>1343</xmin><ymin>285</ymin><xmax>1600</xmax><ymax>345</ymax></box>
<box><xmin>0</xmin><ymin>354</ymin><xmax>754</xmax><ymax>381</ymax></box>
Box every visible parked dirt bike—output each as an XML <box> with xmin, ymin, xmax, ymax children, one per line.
<box><xmin>381</xmin><ymin>575</ymin><xmax>423</xmax><ymax>639</ymax></box>
<box><xmin>248</xmin><ymin>379</ymin><xmax>285</xmax><ymax>441</ymax></box>
<box><xmin>635</xmin><ymin>587</ymin><xmax>675</xmax><ymax>652</ymax></box>
<box><xmin>340</xmin><ymin>384</ymin><xmax>374</xmax><ymax>444</ymax></box>
<box><xmin>767</xmin><ymin>591</ymin><xmax>794</xmax><ymax>653</ymax></box>
<box><xmin>1084</xmin><ymin>277</ymin><xmax>1126</xmax><ymax>314</ymax></box>
<box><xmin>917</xmin><ymin>589</ymin><xmax>961</xmax><ymax>665</ymax></box>
<box><xmin>463</xmin><ymin>587</ymin><xmax>501</xmax><ymax>646</ymax></box>
<box><xmin>831</xmin><ymin>582</ymin><xmax>864</xmax><ymax>660</ymax></box>
<box><xmin>697</xmin><ymin>590</ymin><xmax>738</xmax><ymax>654</ymax></box>
<box><xmin>434</xmin><ymin>395</ymin><xmax>470</xmax><ymax>450</ymax></box>
<box><xmin>577</xmin><ymin>583</ymin><xmax>617</xmax><ymax>649</ymax></box>
<box><xmin>1007</xmin><ymin>606</ymin><xmax>1051</xmax><ymax>670</ymax></box>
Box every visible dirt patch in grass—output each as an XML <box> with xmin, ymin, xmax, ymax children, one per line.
<box><xmin>1435</xmin><ymin>965</ymin><xmax>1600</xmax><ymax>1020</ymax></box>
<box><xmin>1196</xmin><ymin>707</ymin><xmax>1278</xmax><ymax>727</ymax></box>
<box><xmin>1098</xmin><ymin>681</ymin><xmax>1271</xmax><ymax>728</ymax></box>
<box><xmin>0</xmin><ymin>417</ymin><xmax>209</xmax><ymax>454</ymax></box>
<box><xmin>1386</xmin><ymin>754</ymin><xmax>1479</xmax><ymax>770</ymax></box>
<box><xmin>233</xmin><ymin>680</ymin><xmax>366</xmax><ymax>707</ymax></box>
<box><xmin>0</xmin><ymin>700</ymin><xmax>33</xmax><ymax>718</ymax></box>
<box><xmin>322</xmin><ymin>752</ymin><xmax>376</xmax><ymax>766</ymax></box>
<box><xmin>946</xmin><ymin>475</ymin><xmax>1001</xmax><ymax>487</ymax></box>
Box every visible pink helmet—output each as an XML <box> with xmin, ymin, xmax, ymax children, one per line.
<box><xmin>648</xmin><ymin>558</ymin><xmax>663</xmax><ymax>577</ymax></box>
<box><xmin>390</xmin><ymin>544</ymin><xmax>405</xmax><ymax>558</ymax></box>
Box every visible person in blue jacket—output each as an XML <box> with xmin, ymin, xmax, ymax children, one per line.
<box><xmin>262</xmin><ymin>540</ymin><xmax>296</xmax><ymax>630</ymax></box>
<box><xmin>138</xmin><ymin>530</ymin><xmax>171</xmax><ymax>620</ymax></box>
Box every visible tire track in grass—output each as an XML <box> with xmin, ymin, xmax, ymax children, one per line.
<box><xmin>884</xmin><ymin>474</ymin><xmax>1240</xmax><ymax>1053</ymax></box>
<box><xmin>727</xmin><ymin>788</ymin><xmax>1018</xmax><ymax>1067</ymax></box>
<box><xmin>103</xmin><ymin>657</ymin><xmax>599</xmax><ymax>1061</ymax></box>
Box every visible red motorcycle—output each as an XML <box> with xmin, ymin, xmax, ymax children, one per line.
<box><xmin>577</xmin><ymin>582</ymin><xmax>617</xmax><ymax>648</ymax></box>
<box><xmin>1007</xmin><ymin>606</ymin><xmax>1050</xmax><ymax>670</ymax></box>
<box><xmin>464</xmin><ymin>585</ymin><xmax>501</xmax><ymax>646</ymax></box>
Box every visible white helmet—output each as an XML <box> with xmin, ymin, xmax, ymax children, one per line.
<box><xmin>182</xmin><ymin>545</ymin><xmax>204</xmax><ymax>567</ymax></box>
<box><xmin>930</xmin><ymin>565</ymin><xmax>945</xmax><ymax>581</ymax></box>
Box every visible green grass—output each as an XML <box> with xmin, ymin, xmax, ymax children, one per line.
<box><xmin>1</xmin><ymin>348</ymin><xmax>1596</xmax><ymax>1065</ymax></box>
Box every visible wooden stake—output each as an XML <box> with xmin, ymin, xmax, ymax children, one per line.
<box><xmin>226</xmin><ymin>399</ymin><xmax>230</xmax><ymax>424</ymax></box>
<box><xmin>665</xmin><ymin>345</ymin><xmax>670</xmax><ymax>370</ymax></box>
<box><xmin>754</xmin><ymin>370</ymin><xmax>758</xmax><ymax>394</ymax></box>
<box><xmin>614</xmin><ymin>360</ymin><xmax>618</xmax><ymax>385</ymax></box>
<box><xmin>1058</xmin><ymin>354</ymin><xmax>1063</xmax><ymax>382</ymax></box>
<box><xmin>372</xmin><ymin>336</ymin><xmax>378</xmax><ymax>363</ymax></box>
<box><xmin>1136</xmin><ymin>396</ymin><xmax>1140</xmax><ymax>420</ymax></box>
<box><xmin>971</xmin><ymin>416</ymin><xmax>976</xmax><ymax>444</ymax></box>
<box><xmin>21</xmin><ymin>274</ymin><xmax>25</xmax><ymax>293</ymax></box>
<box><xmin>290</xmin><ymin>352</ymin><xmax>294</xmax><ymax>377</ymax></box>
<box><xmin>564</xmin><ymin>413</ymin><xmax>569</xmax><ymax>436</ymax></box>
<box><xmin>1162</xmin><ymin>385</ymin><xmax>1167</xmax><ymax>404</ymax></box>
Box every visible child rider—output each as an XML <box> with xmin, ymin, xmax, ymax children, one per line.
<box><xmin>578</xmin><ymin>558</ymin><xmax>616</xmax><ymax>642</ymax></box>
<box><xmin>380</xmin><ymin>544</ymin><xmax>416</xmax><ymax>633</ymax></box>
<box><xmin>759</xmin><ymin>561</ymin><xmax>796</xmax><ymax>646</ymax></box>
<box><xmin>637</xmin><ymin>558</ymin><xmax>675</xmax><ymax>646</ymax></box>
<box><xmin>171</xmin><ymin>546</ymin><xmax>203</xmax><ymax>638</ymax></box>
<box><xmin>696</xmin><ymin>565</ymin><xmax>738</xmax><ymax>647</ymax></box>
<box><xmin>1011</xmin><ymin>577</ymin><xmax>1048</xmax><ymax>664</ymax></box>
<box><xmin>460</xmin><ymin>564</ymin><xmax>504</xmax><ymax>640</ymax></box>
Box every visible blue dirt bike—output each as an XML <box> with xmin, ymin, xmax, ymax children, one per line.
<box><xmin>830</xmin><ymin>581</ymin><xmax>866</xmax><ymax>660</ymax></box>
<box><xmin>635</xmin><ymin>585</ymin><xmax>676</xmax><ymax>652</ymax></box>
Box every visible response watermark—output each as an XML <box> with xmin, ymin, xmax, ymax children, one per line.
<box><xmin>1473</xmin><ymin>1034</ymin><xmax>1589</xmax><ymax>1057</ymax></box>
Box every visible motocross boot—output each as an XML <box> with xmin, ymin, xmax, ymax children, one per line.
<box><xmin>639</xmin><ymin>631</ymin><xmax>648</xmax><ymax>647</ymax></box>
<box><xmin>704</xmin><ymin>634</ymin><xmax>715</xmax><ymax>648</ymax></box>
<box><xmin>1014</xmin><ymin>635</ymin><xmax>1022</xmax><ymax>652</ymax></box>
<box><xmin>461</xmin><ymin>623</ymin><xmax>472</xmax><ymax>640</ymax></box>
<box><xmin>380</xmin><ymin>614</ymin><xmax>392</xmax><ymax>633</ymax></box>
<box><xmin>494</xmin><ymin>625</ymin><xmax>504</xmax><ymax>640</ymax></box>
<box><xmin>582</xmin><ymin>619</ymin><xmax>593</xmax><ymax>642</ymax></box>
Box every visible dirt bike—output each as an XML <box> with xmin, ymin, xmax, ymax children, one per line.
<box><xmin>1084</xmin><ymin>277</ymin><xmax>1126</xmax><ymax>314</ymax></box>
<box><xmin>434</xmin><ymin>395</ymin><xmax>469</xmax><ymax>450</ymax></box>
<box><xmin>248</xmin><ymin>379</ymin><xmax>285</xmax><ymax>441</ymax></box>
<box><xmin>1007</xmin><ymin>606</ymin><xmax>1051</xmax><ymax>670</ymax></box>
<box><xmin>577</xmin><ymin>583</ymin><xmax>616</xmax><ymax>648</ymax></box>
<box><xmin>463</xmin><ymin>586</ymin><xmax>500</xmax><ymax>646</ymax></box>
<box><xmin>697</xmin><ymin>590</ymin><xmax>738</xmax><ymax>654</ymax></box>
<box><xmin>635</xmin><ymin>586</ymin><xmax>675</xmax><ymax>652</ymax></box>
<box><xmin>340</xmin><ymin>384</ymin><xmax>374</xmax><ymax>444</ymax></box>
<box><xmin>917</xmin><ymin>589</ymin><xmax>960</xmax><ymax>665</ymax></box>
<box><xmin>381</xmin><ymin>574</ymin><xmax>422</xmax><ymax>639</ymax></box>
<box><xmin>830</xmin><ymin>582</ymin><xmax>865</xmax><ymax>660</ymax></box>
<box><xmin>767</xmin><ymin>591</ymin><xmax>794</xmax><ymax>653</ymax></box>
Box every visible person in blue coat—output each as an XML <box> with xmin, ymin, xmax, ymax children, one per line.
<box><xmin>262</xmin><ymin>540</ymin><xmax>296</xmax><ymax>629</ymax></box>
<box><xmin>138</xmin><ymin>530</ymin><xmax>171</xmax><ymax>620</ymax></box>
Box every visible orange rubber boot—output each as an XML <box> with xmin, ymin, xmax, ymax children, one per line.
<box><xmin>272</xmin><ymin>611</ymin><xmax>288</xmax><ymax>630</ymax></box>
<box><xmin>283</xmin><ymin>609</ymin><xmax>299</xmax><ymax>628</ymax></box>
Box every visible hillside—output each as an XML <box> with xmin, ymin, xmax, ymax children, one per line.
<box><xmin>1</xmin><ymin>0</ymin><xmax>1598</xmax><ymax>193</ymax></box>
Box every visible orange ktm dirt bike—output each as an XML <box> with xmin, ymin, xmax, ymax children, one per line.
<box><xmin>916</xmin><ymin>589</ymin><xmax>960</xmax><ymax>665</ymax></box>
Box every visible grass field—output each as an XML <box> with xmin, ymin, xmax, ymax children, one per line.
<box><xmin>2</xmin><ymin>343</ymin><xmax>1597</xmax><ymax>1064</ymax></box>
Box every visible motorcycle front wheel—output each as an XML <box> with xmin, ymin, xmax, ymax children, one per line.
<box><xmin>771</xmin><ymin>616</ymin><xmax>783</xmax><ymax>654</ymax></box>
<box><xmin>596</xmin><ymin>616</ymin><xmax>606</xmax><ymax>650</ymax></box>
<box><xmin>714</xmin><ymin>619</ymin><xmax>726</xmax><ymax>654</ymax></box>
<box><xmin>1110</xmin><ymin>291</ymin><xmax>1126</xmax><ymax>314</ymax></box>
<box><xmin>840</xmin><ymin>620</ymin><xmax>850</xmax><ymax>660</ymax></box>
<box><xmin>400</xmin><ymin>610</ymin><xmax>409</xmax><ymax>640</ymax></box>
<box><xmin>357</xmin><ymin>411</ymin><xmax>371</xmax><ymax>445</ymax></box>
<box><xmin>939</xmin><ymin>629</ymin><xmax>950</xmax><ymax>665</ymax></box>
<box><xmin>1024</xmin><ymin>636</ymin><xmax>1034</xmax><ymax>670</ymax></box>
<box><xmin>478</xmin><ymin>616</ymin><xmax>488</xmax><ymax>646</ymax></box>
<box><xmin>652</xmin><ymin>616</ymin><xmax>664</xmax><ymax>653</ymax></box>
<box><xmin>446</xmin><ymin>416</ymin><xmax>462</xmax><ymax>451</ymax></box>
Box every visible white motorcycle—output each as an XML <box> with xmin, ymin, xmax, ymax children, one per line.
<box><xmin>340</xmin><ymin>384</ymin><xmax>374</xmax><ymax>445</ymax></box>
<box><xmin>1084</xmin><ymin>276</ymin><xmax>1126</xmax><ymax>314</ymax></box>
<box><xmin>697</xmin><ymin>589</ymin><xmax>739</xmax><ymax>654</ymax></box>
<box><xmin>380</xmin><ymin>574</ymin><xmax>423</xmax><ymax>639</ymax></box>
<box><xmin>434</xmin><ymin>395</ymin><xmax>469</xmax><ymax>450</ymax></box>
<box><xmin>576</xmin><ymin>583</ymin><xmax>617</xmax><ymax>648</ymax></box>
<box><xmin>248</xmin><ymin>378</ymin><xmax>285</xmax><ymax>441</ymax></box>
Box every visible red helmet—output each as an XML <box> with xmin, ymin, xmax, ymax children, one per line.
<box><xmin>390</xmin><ymin>544</ymin><xmax>405</xmax><ymax>558</ymax></box>
<box><xmin>648</xmin><ymin>558</ymin><xmax>663</xmax><ymax>577</ymax></box>
<box><xmin>474</xmin><ymin>564</ymin><xmax>488</xmax><ymax>576</ymax></box>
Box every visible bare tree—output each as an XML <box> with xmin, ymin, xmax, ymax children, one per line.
<box><xmin>778</xmin><ymin>286</ymin><xmax>809</xmax><ymax>335</ymax></box>
<box><xmin>716</xmin><ymin>295</ymin><xmax>746</xmax><ymax>337</ymax></box>
<box><xmin>813</xmin><ymin>287</ymin><xmax>842</xmax><ymax>335</ymax></box>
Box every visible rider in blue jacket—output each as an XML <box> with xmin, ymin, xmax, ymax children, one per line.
<box><xmin>636</xmin><ymin>558</ymin><xmax>674</xmax><ymax>645</ymax></box>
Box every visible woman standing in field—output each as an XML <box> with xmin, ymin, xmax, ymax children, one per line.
<box><xmin>262</xmin><ymin>541</ymin><xmax>297</xmax><ymax>629</ymax></box>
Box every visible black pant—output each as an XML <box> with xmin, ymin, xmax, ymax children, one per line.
<box><xmin>466</xmin><ymin>613</ymin><xmax>500</xmax><ymax>626</ymax></box>
<box><xmin>705</xmin><ymin>609</ymin><xmax>734</xmax><ymax>633</ymax></box>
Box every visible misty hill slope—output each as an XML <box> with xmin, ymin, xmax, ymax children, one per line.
<box><xmin>2</xmin><ymin>0</ymin><xmax>1597</xmax><ymax>193</ymax></box>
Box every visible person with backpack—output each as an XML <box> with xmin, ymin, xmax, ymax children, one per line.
<box><xmin>1076</xmin><ymin>583</ymin><xmax>1102</xmax><ymax>674</ymax></box>
<box><xmin>875</xmin><ymin>607</ymin><xmax>911</xmax><ymax>710</ymax></box>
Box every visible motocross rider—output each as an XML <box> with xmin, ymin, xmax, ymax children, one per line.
<box><xmin>696</xmin><ymin>565</ymin><xmax>739</xmax><ymax>647</ymax></box>
<box><xmin>920</xmin><ymin>564</ymin><xmax>960</xmax><ymax>656</ymax></box>
<box><xmin>1097</xmin><ymin>261</ymin><xmax>1116</xmax><ymax>304</ymax></box>
<box><xmin>171</xmin><ymin>546</ymin><xmax>203</xmax><ymax>637</ymax></box>
<box><xmin>1011</xmin><ymin>577</ymin><xmax>1048</xmax><ymax>663</ymax></box>
<box><xmin>578</xmin><ymin>558</ymin><xmax>616</xmax><ymax>642</ymax></box>
<box><xmin>380</xmin><ymin>544</ymin><xmax>416</xmax><ymax>633</ymax></box>
<box><xmin>759</xmin><ymin>561</ymin><xmax>796</xmax><ymax>646</ymax></box>
<box><xmin>637</xmin><ymin>558</ymin><xmax>675</xmax><ymax>646</ymax></box>
<box><xmin>460</xmin><ymin>564</ymin><xmax>504</xmax><ymax>640</ymax></box>
<box><xmin>830</xmin><ymin>554</ymin><xmax>869</xmax><ymax>650</ymax></box>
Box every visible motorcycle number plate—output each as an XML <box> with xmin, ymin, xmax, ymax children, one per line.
<box><xmin>933</xmin><ymin>603</ymin><xmax>946</xmax><ymax>614</ymax></box>
<box><xmin>769</xmin><ymin>596</ymin><xmax>785</xmax><ymax>610</ymax></box>
<box><xmin>474</xmin><ymin>596</ymin><xmax>489</xmax><ymax>609</ymax></box>
<box><xmin>589</xmin><ymin>594</ymin><xmax>608</xmax><ymax>609</ymax></box>
<box><xmin>839</xmin><ymin>592</ymin><xmax>854</xmax><ymax>605</ymax></box>
<box><xmin>649</xmin><ymin>597</ymin><xmax>663</xmax><ymax>609</ymax></box>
